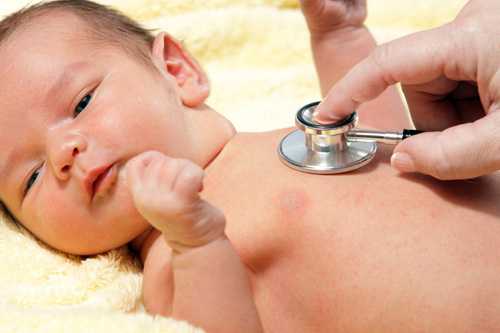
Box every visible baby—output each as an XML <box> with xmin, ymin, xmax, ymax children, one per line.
<box><xmin>0</xmin><ymin>0</ymin><xmax>499</xmax><ymax>332</ymax></box>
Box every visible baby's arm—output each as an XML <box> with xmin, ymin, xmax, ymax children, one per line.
<box><xmin>300</xmin><ymin>0</ymin><xmax>411</xmax><ymax>129</ymax></box>
<box><xmin>126</xmin><ymin>151</ymin><xmax>263</xmax><ymax>333</ymax></box>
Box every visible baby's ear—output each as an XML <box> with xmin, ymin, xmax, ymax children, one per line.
<box><xmin>151</xmin><ymin>32</ymin><xmax>209</xmax><ymax>107</ymax></box>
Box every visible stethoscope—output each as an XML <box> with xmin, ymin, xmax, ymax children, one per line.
<box><xmin>278</xmin><ymin>101</ymin><xmax>421</xmax><ymax>174</ymax></box>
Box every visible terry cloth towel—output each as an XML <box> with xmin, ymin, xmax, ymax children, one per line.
<box><xmin>0</xmin><ymin>0</ymin><xmax>467</xmax><ymax>332</ymax></box>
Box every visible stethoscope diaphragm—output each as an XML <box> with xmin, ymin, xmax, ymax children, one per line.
<box><xmin>278</xmin><ymin>101</ymin><xmax>421</xmax><ymax>174</ymax></box>
<box><xmin>278</xmin><ymin>102</ymin><xmax>376</xmax><ymax>174</ymax></box>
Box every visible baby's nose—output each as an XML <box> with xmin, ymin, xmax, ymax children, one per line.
<box><xmin>48</xmin><ymin>132</ymin><xmax>87</xmax><ymax>181</ymax></box>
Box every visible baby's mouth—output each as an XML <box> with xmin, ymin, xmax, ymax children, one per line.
<box><xmin>91</xmin><ymin>164</ymin><xmax>118</xmax><ymax>200</ymax></box>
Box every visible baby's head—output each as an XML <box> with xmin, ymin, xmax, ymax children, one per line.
<box><xmin>0</xmin><ymin>0</ymin><xmax>234</xmax><ymax>255</ymax></box>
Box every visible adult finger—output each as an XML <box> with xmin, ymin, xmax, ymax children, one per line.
<box><xmin>390</xmin><ymin>110</ymin><xmax>500</xmax><ymax>179</ymax></box>
<box><xmin>401</xmin><ymin>78</ymin><xmax>482</xmax><ymax>131</ymax></box>
<box><xmin>314</xmin><ymin>25</ymin><xmax>454</xmax><ymax>123</ymax></box>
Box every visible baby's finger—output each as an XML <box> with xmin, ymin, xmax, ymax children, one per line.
<box><xmin>172</xmin><ymin>161</ymin><xmax>205</xmax><ymax>200</ymax></box>
<box><xmin>125</xmin><ymin>151</ymin><xmax>164</xmax><ymax>190</ymax></box>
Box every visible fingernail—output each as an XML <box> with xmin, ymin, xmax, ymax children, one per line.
<box><xmin>312</xmin><ymin>110</ymin><xmax>339</xmax><ymax>124</ymax></box>
<box><xmin>391</xmin><ymin>152</ymin><xmax>416</xmax><ymax>173</ymax></box>
<box><xmin>312</xmin><ymin>110</ymin><xmax>322</xmax><ymax>120</ymax></box>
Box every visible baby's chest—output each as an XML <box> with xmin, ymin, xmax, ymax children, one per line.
<box><xmin>223</xmin><ymin>184</ymin><xmax>342</xmax><ymax>291</ymax></box>
<box><xmin>224</xmin><ymin>185</ymin><xmax>317</xmax><ymax>262</ymax></box>
<box><xmin>239</xmin><ymin>203</ymin><xmax>342</xmax><ymax>332</ymax></box>
<box><xmin>203</xmin><ymin>181</ymin><xmax>352</xmax><ymax>330</ymax></box>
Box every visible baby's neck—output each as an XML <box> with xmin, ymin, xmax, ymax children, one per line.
<box><xmin>128</xmin><ymin>226</ymin><xmax>159</xmax><ymax>264</ymax></box>
<box><xmin>128</xmin><ymin>108</ymin><xmax>239</xmax><ymax>262</ymax></box>
<box><xmin>185</xmin><ymin>105</ymin><xmax>237</xmax><ymax>169</ymax></box>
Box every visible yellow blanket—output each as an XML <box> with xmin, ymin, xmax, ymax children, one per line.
<box><xmin>0</xmin><ymin>1</ymin><xmax>466</xmax><ymax>332</ymax></box>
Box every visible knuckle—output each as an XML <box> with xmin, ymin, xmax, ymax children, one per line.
<box><xmin>178</xmin><ymin>160</ymin><xmax>203</xmax><ymax>179</ymax></box>
<box><xmin>432</xmin><ymin>161</ymin><xmax>454</xmax><ymax>180</ymax></box>
<box><xmin>463</xmin><ymin>118</ymin><xmax>500</xmax><ymax>176</ymax></box>
<box><xmin>492</xmin><ymin>115</ymin><xmax>500</xmax><ymax>166</ymax></box>
<box><xmin>453</xmin><ymin>13</ymin><xmax>482</xmax><ymax>36</ymax></box>
<box><xmin>141</xmin><ymin>194</ymin><xmax>183</xmax><ymax>220</ymax></box>
<box><xmin>175</xmin><ymin>158</ymin><xmax>192</xmax><ymax>169</ymax></box>
<box><xmin>212</xmin><ymin>207</ymin><xmax>226</xmax><ymax>229</ymax></box>
<box><xmin>142</xmin><ymin>150</ymin><xmax>164</xmax><ymax>160</ymax></box>
<box><xmin>167</xmin><ymin>158</ymin><xmax>181</xmax><ymax>173</ymax></box>
<box><xmin>176</xmin><ymin>173</ymin><xmax>204</xmax><ymax>196</ymax></box>
<box><xmin>131</xmin><ymin>150</ymin><xmax>164</xmax><ymax>168</ymax></box>
<box><xmin>174</xmin><ymin>158</ymin><xmax>192</xmax><ymax>170</ymax></box>
<box><xmin>474</xmin><ymin>133</ymin><xmax>500</xmax><ymax>173</ymax></box>
<box><xmin>180</xmin><ymin>170</ymin><xmax>200</xmax><ymax>185</ymax></box>
<box><xmin>369</xmin><ymin>43</ymin><xmax>396</xmax><ymax>86</ymax></box>
<box><xmin>428</xmin><ymin>134</ymin><xmax>456</xmax><ymax>180</ymax></box>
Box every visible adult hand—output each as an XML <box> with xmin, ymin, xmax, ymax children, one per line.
<box><xmin>314</xmin><ymin>0</ymin><xmax>500</xmax><ymax>180</ymax></box>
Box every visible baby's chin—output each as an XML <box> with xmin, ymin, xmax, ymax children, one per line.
<box><xmin>56</xmin><ymin>162</ymin><xmax>150</xmax><ymax>256</ymax></box>
<box><xmin>55</xmin><ymin>215</ymin><xmax>150</xmax><ymax>256</ymax></box>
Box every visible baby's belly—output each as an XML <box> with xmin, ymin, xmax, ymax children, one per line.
<box><xmin>202</xmin><ymin>130</ymin><xmax>500</xmax><ymax>332</ymax></box>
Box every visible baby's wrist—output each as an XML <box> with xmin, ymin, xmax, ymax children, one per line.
<box><xmin>166</xmin><ymin>233</ymin><xmax>228</xmax><ymax>255</ymax></box>
<box><xmin>162</xmin><ymin>205</ymin><xmax>227</xmax><ymax>254</ymax></box>
<box><xmin>310</xmin><ymin>25</ymin><xmax>374</xmax><ymax>47</ymax></box>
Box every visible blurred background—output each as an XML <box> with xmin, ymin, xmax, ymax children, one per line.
<box><xmin>0</xmin><ymin>0</ymin><xmax>469</xmax><ymax>131</ymax></box>
<box><xmin>0</xmin><ymin>0</ymin><xmax>469</xmax><ymax>31</ymax></box>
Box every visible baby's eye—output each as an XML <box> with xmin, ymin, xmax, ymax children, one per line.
<box><xmin>24</xmin><ymin>167</ymin><xmax>41</xmax><ymax>196</ymax></box>
<box><xmin>74</xmin><ymin>93</ymin><xmax>92</xmax><ymax>117</ymax></box>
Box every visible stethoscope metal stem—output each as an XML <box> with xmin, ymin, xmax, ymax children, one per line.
<box><xmin>347</xmin><ymin>129</ymin><xmax>422</xmax><ymax>145</ymax></box>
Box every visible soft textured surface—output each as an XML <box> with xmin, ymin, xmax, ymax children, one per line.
<box><xmin>0</xmin><ymin>0</ymin><xmax>466</xmax><ymax>332</ymax></box>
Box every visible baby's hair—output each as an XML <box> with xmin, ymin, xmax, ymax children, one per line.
<box><xmin>0</xmin><ymin>0</ymin><xmax>156</xmax><ymax>67</ymax></box>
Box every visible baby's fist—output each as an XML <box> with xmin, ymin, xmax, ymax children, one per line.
<box><xmin>300</xmin><ymin>0</ymin><xmax>367</xmax><ymax>36</ymax></box>
<box><xmin>126</xmin><ymin>151</ymin><xmax>225</xmax><ymax>253</ymax></box>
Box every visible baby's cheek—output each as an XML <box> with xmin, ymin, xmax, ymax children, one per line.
<box><xmin>34</xmin><ymin>194</ymin><xmax>89</xmax><ymax>243</ymax></box>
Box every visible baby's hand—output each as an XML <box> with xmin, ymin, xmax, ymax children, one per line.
<box><xmin>300</xmin><ymin>0</ymin><xmax>367</xmax><ymax>37</ymax></box>
<box><xmin>126</xmin><ymin>151</ymin><xmax>225</xmax><ymax>253</ymax></box>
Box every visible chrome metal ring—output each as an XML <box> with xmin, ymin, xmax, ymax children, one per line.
<box><xmin>295</xmin><ymin>101</ymin><xmax>358</xmax><ymax>136</ymax></box>
<box><xmin>278</xmin><ymin>101</ymin><xmax>377</xmax><ymax>174</ymax></box>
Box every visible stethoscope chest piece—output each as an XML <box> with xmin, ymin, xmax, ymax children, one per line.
<box><xmin>278</xmin><ymin>101</ymin><xmax>377</xmax><ymax>174</ymax></box>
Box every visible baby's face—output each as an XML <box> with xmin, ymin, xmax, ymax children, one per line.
<box><xmin>0</xmin><ymin>14</ymin><xmax>198</xmax><ymax>254</ymax></box>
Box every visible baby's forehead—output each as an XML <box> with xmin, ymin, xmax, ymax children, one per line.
<box><xmin>0</xmin><ymin>15</ymin><xmax>109</xmax><ymax>140</ymax></box>
<box><xmin>9</xmin><ymin>9</ymin><xmax>78</xmax><ymax>35</ymax></box>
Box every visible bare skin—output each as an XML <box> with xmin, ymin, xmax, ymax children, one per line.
<box><xmin>140</xmin><ymin>127</ymin><xmax>500</xmax><ymax>332</ymax></box>
<box><xmin>315</xmin><ymin>0</ymin><xmax>500</xmax><ymax>180</ymax></box>
<box><xmin>136</xmin><ymin>9</ymin><xmax>500</xmax><ymax>331</ymax></box>
<box><xmin>1</xmin><ymin>2</ymin><xmax>499</xmax><ymax>332</ymax></box>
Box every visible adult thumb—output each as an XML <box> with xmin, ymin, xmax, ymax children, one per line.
<box><xmin>391</xmin><ymin>112</ymin><xmax>500</xmax><ymax>180</ymax></box>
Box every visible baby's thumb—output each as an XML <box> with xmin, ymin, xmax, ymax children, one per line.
<box><xmin>390</xmin><ymin>113</ymin><xmax>500</xmax><ymax>180</ymax></box>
